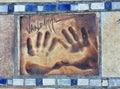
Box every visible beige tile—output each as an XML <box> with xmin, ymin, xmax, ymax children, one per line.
<box><xmin>0</xmin><ymin>15</ymin><xmax>14</xmax><ymax>77</ymax></box>
<box><xmin>0</xmin><ymin>0</ymin><xmax>56</xmax><ymax>2</ymax></box>
<box><xmin>102</xmin><ymin>12</ymin><xmax>120</xmax><ymax>77</ymax></box>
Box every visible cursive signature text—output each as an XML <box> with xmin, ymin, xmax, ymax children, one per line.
<box><xmin>26</xmin><ymin>16</ymin><xmax>74</xmax><ymax>34</ymax></box>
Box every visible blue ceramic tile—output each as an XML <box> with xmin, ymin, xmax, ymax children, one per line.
<box><xmin>36</xmin><ymin>78</ymin><xmax>43</xmax><ymax>86</ymax></box>
<box><xmin>105</xmin><ymin>1</ymin><xmax>112</xmax><ymax>10</ymax></box>
<box><xmin>58</xmin><ymin>4</ymin><xmax>70</xmax><ymax>11</ymax></box>
<box><xmin>26</xmin><ymin>4</ymin><xmax>37</xmax><ymax>12</ymax></box>
<box><xmin>71</xmin><ymin>79</ymin><xmax>77</xmax><ymax>86</ymax></box>
<box><xmin>0</xmin><ymin>78</ymin><xmax>7</xmax><ymax>85</ymax></box>
<box><xmin>44</xmin><ymin>4</ymin><xmax>56</xmax><ymax>12</ymax></box>
<box><xmin>8</xmin><ymin>4</ymin><xmax>14</xmax><ymax>13</ymax></box>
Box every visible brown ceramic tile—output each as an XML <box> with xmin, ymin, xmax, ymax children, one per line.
<box><xmin>0</xmin><ymin>15</ymin><xmax>14</xmax><ymax>77</ymax></box>
<box><xmin>0</xmin><ymin>0</ymin><xmax>56</xmax><ymax>2</ymax></box>
<box><xmin>19</xmin><ymin>13</ymin><xmax>99</xmax><ymax>76</ymax></box>
<box><xmin>102</xmin><ymin>12</ymin><xmax>120</xmax><ymax>77</ymax></box>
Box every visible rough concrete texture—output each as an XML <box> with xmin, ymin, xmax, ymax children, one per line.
<box><xmin>102</xmin><ymin>12</ymin><xmax>120</xmax><ymax>77</ymax></box>
<box><xmin>0</xmin><ymin>15</ymin><xmax>14</xmax><ymax>77</ymax></box>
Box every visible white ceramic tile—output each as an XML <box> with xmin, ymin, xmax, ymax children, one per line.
<box><xmin>91</xmin><ymin>2</ymin><xmax>104</xmax><ymax>10</ymax></box>
<box><xmin>25</xmin><ymin>79</ymin><xmax>36</xmax><ymax>86</ymax></box>
<box><xmin>112</xmin><ymin>2</ymin><xmax>120</xmax><ymax>10</ymax></box>
<box><xmin>13</xmin><ymin>79</ymin><xmax>24</xmax><ymax>86</ymax></box>
<box><xmin>37</xmin><ymin>5</ymin><xmax>43</xmax><ymax>11</ymax></box>
<box><xmin>71</xmin><ymin>4</ymin><xmax>78</xmax><ymax>11</ymax></box>
<box><xmin>102</xmin><ymin>79</ymin><xmax>108</xmax><ymax>87</ymax></box>
<box><xmin>78</xmin><ymin>3</ymin><xmax>89</xmax><ymax>11</ymax></box>
<box><xmin>14</xmin><ymin>5</ymin><xmax>25</xmax><ymax>12</ymax></box>
<box><xmin>36</xmin><ymin>88</ymin><xmax>55</xmax><ymax>89</ymax></box>
<box><xmin>0</xmin><ymin>0</ymin><xmax>56</xmax><ymax>2</ymax></box>
<box><xmin>0</xmin><ymin>5</ymin><xmax>8</xmax><ymax>12</ymax></box>
<box><xmin>59</xmin><ymin>0</ymin><xmax>102</xmax><ymax>1</ymax></box>
<box><xmin>43</xmin><ymin>79</ymin><xmax>55</xmax><ymax>85</ymax></box>
<box><xmin>109</xmin><ymin>79</ymin><xmax>120</xmax><ymax>87</ymax></box>
<box><xmin>90</xmin><ymin>79</ymin><xmax>101</xmax><ymax>86</ymax></box>
<box><xmin>7</xmin><ymin>79</ymin><xmax>13</xmax><ymax>85</ymax></box>
<box><xmin>57</xmin><ymin>79</ymin><xmax>71</xmax><ymax>86</ymax></box>
<box><xmin>78</xmin><ymin>79</ymin><xmax>89</xmax><ymax>86</ymax></box>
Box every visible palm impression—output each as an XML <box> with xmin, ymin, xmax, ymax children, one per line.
<box><xmin>20</xmin><ymin>14</ymin><xmax>99</xmax><ymax>75</ymax></box>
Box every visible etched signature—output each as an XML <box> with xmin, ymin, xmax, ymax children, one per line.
<box><xmin>26</xmin><ymin>16</ymin><xmax>75</xmax><ymax>34</ymax></box>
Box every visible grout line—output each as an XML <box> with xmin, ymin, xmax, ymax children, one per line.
<box><xmin>14</xmin><ymin>15</ymin><xmax>19</xmax><ymax>77</ymax></box>
<box><xmin>56</xmin><ymin>0</ymin><xmax>59</xmax><ymax>13</ymax></box>
<box><xmin>99</xmin><ymin>12</ymin><xmax>102</xmax><ymax>78</ymax></box>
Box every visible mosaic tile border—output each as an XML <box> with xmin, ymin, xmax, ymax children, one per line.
<box><xmin>1</xmin><ymin>78</ymin><xmax>120</xmax><ymax>88</ymax></box>
<box><xmin>0</xmin><ymin>1</ymin><xmax>120</xmax><ymax>89</ymax></box>
<box><xmin>0</xmin><ymin>1</ymin><xmax>120</xmax><ymax>14</ymax></box>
